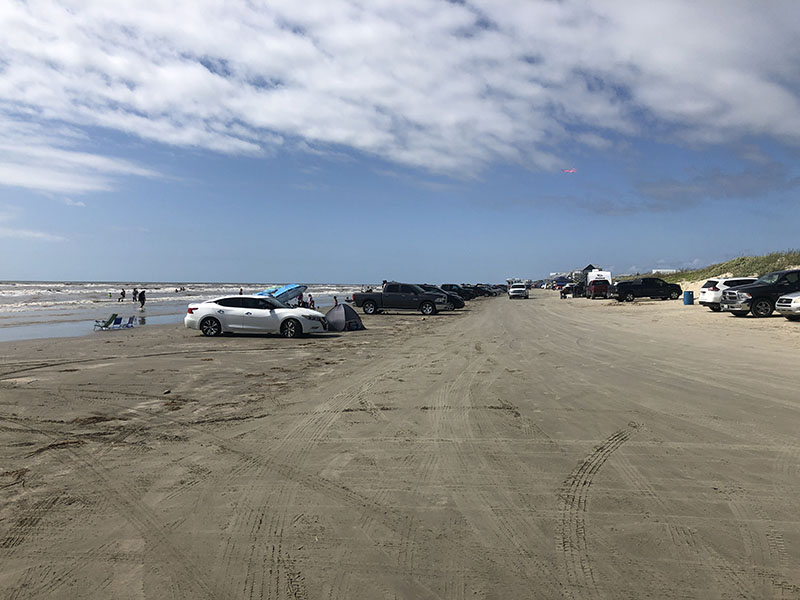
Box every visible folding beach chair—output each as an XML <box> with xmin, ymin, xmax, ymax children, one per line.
<box><xmin>107</xmin><ymin>316</ymin><xmax>123</xmax><ymax>329</ymax></box>
<box><xmin>93</xmin><ymin>313</ymin><xmax>118</xmax><ymax>330</ymax></box>
<box><xmin>121</xmin><ymin>316</ymin><xmax>136</xmax><ymax>328</ymax></box>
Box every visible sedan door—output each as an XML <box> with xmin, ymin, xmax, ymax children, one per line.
<box><xmin>241</xmin><ymin>297</ymin><xmax>281</xmax><ymax>333</ymax></box>
<box><xmin>214</xmin><ymin>297</ymin><xmax>247</xmax><ymax>331</ymax></box>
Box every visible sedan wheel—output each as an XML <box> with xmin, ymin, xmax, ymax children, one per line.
<box><xmin>200</xmin><ymin>317</ymin><xmax>222</xmax><ymax>337</ymax></box>
<box><xmin>420</xmin><ymin>301</ymin><xmax>435</xmax><ymax>315</ymax></box>
<box><xmin>280</xmin><ymin>318</ymin><xmax>302</xmax><ymax>338</ymax></box>
<box><xmin>624</xmin><ymin>292</ymin><xmax>635</xmax><ymax>302</ymax></box>
<box><xmin>669</xmin><ymin>290</ymin><xmax>680</xmax><ymax>300</ymax></box>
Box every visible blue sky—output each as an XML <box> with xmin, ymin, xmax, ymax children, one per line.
<box><xmin>1</xmin><ymin>1</ymin><xmax>800</xmax><ymax>283</ymax></box>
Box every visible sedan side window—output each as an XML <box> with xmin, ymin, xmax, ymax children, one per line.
<box><xmin>385</xmin><ymin>284</ymin><xmax>399</xmax><ymax>293</ymax></box>
<box><xmin>217</xmin><ymin>297</ymin><xmax>243</xmax><ymax>308</ymax></box>
<box><xmin>241</xmin><ymin>298</ymin><xmax>271</xmax><ymax>310</ymax></box>
<box><xmin>785</xmin><ymin>272</ymin><xmax>799</xmax><ymax>284</ymax></box>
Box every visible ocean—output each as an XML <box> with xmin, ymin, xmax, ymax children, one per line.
<box><xmin>0</xmin><ymin>281</ymin><xmax>368</xmax><ymax>342</ymax></box>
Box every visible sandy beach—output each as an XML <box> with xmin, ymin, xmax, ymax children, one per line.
<box><xmin>1</xmin><ymin>292</ymin><xmax>799</xmax><ymax>599</ymax></box>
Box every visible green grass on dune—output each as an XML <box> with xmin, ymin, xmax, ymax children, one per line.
<box><xmin>651</xmin><ymin>250</ymin><xmax>800</xmax><ymax>284</ymax></box>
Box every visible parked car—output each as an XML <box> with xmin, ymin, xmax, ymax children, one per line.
<box><xmin>775</xmin><ymin>291</ymin><xmax>800</xmax><ymax>321</ymax></box>
<box><xmin>585</xmin><ymin>279</ymin><xmax>610</xmax><ymax>299</ymax></box>
<box><xmin>474</xmin><ymin>284</ymin><xmax>499</xmax><ymax>296</ymax></box>
<box><xmin>441</xmin><ymin>284</ymin><xmax>475</xmax><ymax>300</ymax></box>
<box><xmin>721</xmin><ymin>269</ymin><xmax>800</xmax><ymax>317</ymax></box>
<box><xmin>419</xmin><ymin>284</ymin><xmax>465</xmax><ymax>309</ymax></box>
<box><xmin>697</xmin><ymin>277</ymin><xmax>758</xmax><ymax>312</ymax></box>
<box><xmin>185</xmin><ymin>295</ymin><xmax>327</xmax><ymax>338</ymax></box>
<box><xmin>508</xmin><ymin>283</ymin><xmax>529</xmax><ymax>299</ymax></box>
<box><xmin>462</xmin><ymin>284</ymin><xmax>490</xmax><ymax>297</ymax></box>
<box><xmin>352</xmin><ymin>282</ymin><xmax>449</xmax><ymax>315</ymax></box>
<box><xmin>608</xmin><ymin>277</ymin><xmax>682</xmax><ymax>302</ymax></box>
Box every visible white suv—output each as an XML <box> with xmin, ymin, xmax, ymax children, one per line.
<box><xmin>697</xmin><ymin>277</ymin><xmax>758</xmax><ymax>312</ymax></box>
<box><xmin>775</xmin><ymin>291</ymin><xmax>800</xmax><ymax>321</ymax></box>
<box><xmin>508</xmin><ymin>283</ymin><xmax>529</xmax><ymax>299</ymax></box>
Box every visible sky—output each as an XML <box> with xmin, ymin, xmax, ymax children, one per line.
<box><xmin>1</xmin><ymin>0</ymin><xmax>800</xmax><ymax>283</ymax></box>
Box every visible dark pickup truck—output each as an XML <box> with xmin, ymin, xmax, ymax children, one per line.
<box><xmin>353</xmin><ymin>282</ymin><xmax>449</xmax><ymax>315</ymax></box>
<box><xmin>720</xmin><ymin>269</ymin><xmax>800</xmax><ymax>317</ymax></box>
<box><xmin>609</xmin><ymin>277</ymin><xmax>682</xmax><ymax>302</ymax></box>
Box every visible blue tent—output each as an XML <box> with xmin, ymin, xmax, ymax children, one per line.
<box><xmin>255</xmin><ymin>284</ymin><xmax>307</xmax><ymax>304</ymax></box>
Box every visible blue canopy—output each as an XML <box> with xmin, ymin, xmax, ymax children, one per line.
<box><xmin>255</xmin><ymin>284</ymin><xmax>307</xmax><ymax>304</ymax></box>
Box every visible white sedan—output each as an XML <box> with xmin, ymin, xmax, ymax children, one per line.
<box><xmin>185</xmin><ymin>295</ymin><xmax>328</xmax><ymax>337</ymax></box>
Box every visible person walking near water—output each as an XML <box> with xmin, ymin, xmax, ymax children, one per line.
<box><xmin>132</xmin><ymin>288</ymin><xmax>138</xmax><ymax>303</ymax></box>
<box><xmin>118</xmin><ymin>289</ymin><xmax>126</xmax><ymax>302</ymax></box>
<box><xmin>138</xmin><ymin>289</ymin><xmax>146</xmax><ymax>309</ymax></box>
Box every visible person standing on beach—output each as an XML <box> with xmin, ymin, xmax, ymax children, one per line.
<box><xmin>118</xmin><ymin>289</ymin><xmax>126</xmax><ymax>302</ymax></box>
<box><xmin>132</xmin><ymin>288</ymin><xmax>138</xmax><ymax>303</ymax></box>
<box><xmin>138</xmin><ymin>289</ymin><xmax>146</xmax><ymax>309</ymax></box>
<box><xmin>333</xmin><ymin>296</ymin><xmax>338</xmax><ymax>306</ymax></box>
<box><xmin>239</xmin><ymin>287</ymin><xmax>243</xmax><ymax>295</ymax></box>
<box><xmin>308</xmin><ymin>294</ymin><xmax>315</xmax><ymax>309</ymax></box>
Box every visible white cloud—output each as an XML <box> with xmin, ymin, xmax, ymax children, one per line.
<box><xmin>0</xmin><ymin>0</ymin><xmax>799</xmax><ymax>189</ymax></box>
<box><xmin>0</xmin><ymin>117</ymin><xmax>160</xmax><ymax>194</ymax></box>
<box><xmin>0</xmin><ymin>206</ymin><xmax>66</xmax><ymax>241</ymax></box>
<box><xmin>64</xmin><ymin>198</ymin><xmax>86</xmax><ymax>207</ymax></box>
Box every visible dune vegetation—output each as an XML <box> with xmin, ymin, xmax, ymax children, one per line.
<box><xmin>654</xmin><ymin>250</ymin><xmax>800</xmax><ymax>284</ymax></box>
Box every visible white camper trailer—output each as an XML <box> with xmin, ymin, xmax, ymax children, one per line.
<box><xmin>586</xmin><ymin>270</ymin><xmax>613</xmax><ymax>285</ymax></box>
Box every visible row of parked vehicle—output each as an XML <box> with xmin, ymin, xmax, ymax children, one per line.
<box><xmin>352</xmin><ymin>282</ymin><xmax>506</xmax><ymax>315</ymax></box>
<box><xmin>699</xmin><ymin>269</ymin><xmax>800</xmax><ymax>319</ymax></box>
<box><xmin>559</xmin><ymin>268</ymin><xmax>800</xmax><ymax>320</ymax></box>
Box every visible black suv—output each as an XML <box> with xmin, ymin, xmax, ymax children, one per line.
<box><xmin>720</xmin><ymin>269</ymin><xmax>800</xmax><ymax>317</ymax></box>
<box><xmin>609</xmin><ymin>277</ymin><xmax>682</xmax><ymax>302</ymax></box>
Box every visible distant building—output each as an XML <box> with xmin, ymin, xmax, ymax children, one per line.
<box><xmin>652</xmin><ymin>268</ymin><xmax>678</xmax><ymax>274</ymax></box>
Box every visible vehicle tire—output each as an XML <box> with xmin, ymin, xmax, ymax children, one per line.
<box><xmin>616</xmin><ymin>297</ymin><xmax>625</xmax><ymax>303</ymax></box>
<box><xmin>590</xmin><ymin>292</ymin><xmax>596</xmax><ymax>299</ymax></box>
<box><xmin>785</xmin><ymin>315</ymin><xmax>800</xmax><ymax>321</ymax></box>
<box><xmin>624</xmin><ymin>291</ymin><xmax>635</xmax><ymax>302</ymax></box>
<box><xmin>280</xmin><ymin>318</ymin><xmax>302</xmax><ymax>338</ymax></box>
<box><xmin>200</xmin><ymin>317</ymin><xmax>222</xmax><ymax>337</ymax></box>
<box><xmin>710</xmin><ymin>305</ymin><xmax>722</xmax><ymax>312</ymax></box>
<box><xmin>731</xmin><ymin>311</ymin><xmax>749</xmax><ymax>317</ymax></box>
<box><xmin>420</xmin><ymin>301</ymin><xmax>435</xmax><ymax>315</ymax></box>
<box><xmin>669</xmin><ymin>290</ymin><xmax>680</xmax><ymax>300</ymax></box>
<box><xmin>362</xmin><ymin>300</ymin><xmax>377</xmax><ymax>315</ymax></box>
<box><xmin>750</xmin><ymin>298</ymin><xmax>774</xmax><ymax>318</ymax></box>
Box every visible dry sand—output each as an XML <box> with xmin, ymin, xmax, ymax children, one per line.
<box><xmin>1</xmin><ymin>292</ymin><xmax>799</xmax><ymax>599</ymax></box>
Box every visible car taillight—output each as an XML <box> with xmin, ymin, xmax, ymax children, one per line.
<box><xmin>187</xmin><ymin>307</ymin><xmax>196</xmax><ymax>314</ymax></box>
<box><xmin>709</xmin><ymin>286</ymin><xmax>719</xmax><ymax>291</ymax></box>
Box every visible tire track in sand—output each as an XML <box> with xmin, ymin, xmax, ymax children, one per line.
<box><xmin>556</xmin><ymin>424</ymin><xmax>639</xmax><ymax>599</ymax></box>
<box><xmin>0</xmin><ymin>415</ymin><xmax>222</xmax><ymax>600</ymax></box>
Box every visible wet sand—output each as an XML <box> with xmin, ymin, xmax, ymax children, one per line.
<box><xmin>1</xmin><ymin>292</ymin><xmax>799</xmax><ymax>599</ymax></box>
